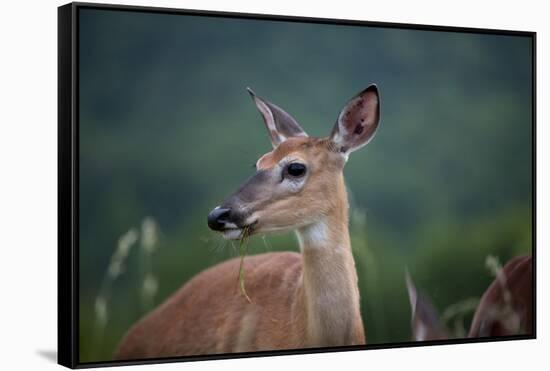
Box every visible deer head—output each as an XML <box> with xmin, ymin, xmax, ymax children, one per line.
<box><xmin>207</xmin><ymin>85</ymin><xmax>380</xmax><ymax>240</ymax></box>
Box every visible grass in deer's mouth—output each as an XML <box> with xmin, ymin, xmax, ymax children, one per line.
<box><xmin>238</xmin><ymin>226</ymin><xmax>253</xmax><ymax>303</ymax></box>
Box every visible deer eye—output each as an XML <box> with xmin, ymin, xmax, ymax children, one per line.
<box><xmin>286</xmin><ymin>163</ymin><xmax>307</xmax><ymax>178</ymax></box>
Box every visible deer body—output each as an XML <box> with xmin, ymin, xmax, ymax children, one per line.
<box><xmin>115</xmin><ymin>85</ymin><xmax>381</xmax><ymax>359</ymax></box>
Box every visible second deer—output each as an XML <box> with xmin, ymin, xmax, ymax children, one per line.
<box><xmin>406</xmin><ymin>255</ymin><xmax>533</xmax><ymax>341</ymax></box>
<box><xmin>115</xmin><ymin>85</ymin><xmax>381</xmax><ymax>359</ymax></box>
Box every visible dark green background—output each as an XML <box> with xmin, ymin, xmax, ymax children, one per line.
<box><xmin>78</xmin><ymin>8</ymin><xmax>533</xmax><ymax>362</ymax></box>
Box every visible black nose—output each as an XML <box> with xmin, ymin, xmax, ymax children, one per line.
<box><xmin>207</xmin><ymin>207</ymin><xmax>231</xmax><ymax>231</ymax></box>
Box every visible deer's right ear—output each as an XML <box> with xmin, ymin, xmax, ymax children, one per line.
<box><xmin>330</xmin><ymin>84</ymin><xmax>380</xmax><ymax>155</ymax></box>
<box><xmin>405</xmin><ymin>270</ymin><xmax>449</xmax><ymax>341</ymax></box>
<box><xmin>247</xmin><ymin>88</ymin><xmax>308</xmax><ymax>148</ymax></box>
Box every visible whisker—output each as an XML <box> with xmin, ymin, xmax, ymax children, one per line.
<box><xmin>209</xmin><ymin>236</ymin><xmax>229</xmax><ymax>254</ymax></box>
<box><xmin>229</xmin><ymin>241</ymin><xmax>238</xmax><ymax>256</ymax></box>
<box><xmin>261</xmin><ymin>235</ymin><xmax>272</xmax><ymax>252</ymax></box>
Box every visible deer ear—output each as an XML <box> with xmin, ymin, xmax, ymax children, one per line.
<box><xmin>330</xmin><ymin>84</ymin><xmax>380</xmax><ymax>155</ymax></box>
<box><xmin>247</xmin><ymin>88</ymin><xmax>308</xmax><ymax>148</ymax></box>
<box><xmin>405</xmin><ymin>270</ymin><xmax>449</xmax><ymax>341</ymax></box>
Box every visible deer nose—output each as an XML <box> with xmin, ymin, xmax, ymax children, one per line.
<box><xmin>207</xmin><ymin>207</ymin><xmax>232</xmax><ymax>231</ymax></box>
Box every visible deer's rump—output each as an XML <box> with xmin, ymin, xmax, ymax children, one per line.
<box><xmin>114</xmin><ymin>251</ymin><xmax>305</xmax><ymax>360</ymax></box>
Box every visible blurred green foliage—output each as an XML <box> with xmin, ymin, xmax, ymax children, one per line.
<box><xmin>77</xmin><ymin>8</ymin><xmax>533</xmax><ymax>362</ymax></box>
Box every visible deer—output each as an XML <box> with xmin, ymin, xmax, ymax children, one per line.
<box><xmin>114</xmin><ymin>84</ymin><xmax>381</xmax><ymax>359</ymax></box>
<box><xmin>406</xmin><ymin>255</ymin><xmax>533</xmax><ymax>341</ymax></box>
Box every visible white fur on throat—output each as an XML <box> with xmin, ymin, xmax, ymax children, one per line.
<box><xmin>296</xmin><ymin>219</ymin><xmax>328</xmax><ymax>249</ymax></box>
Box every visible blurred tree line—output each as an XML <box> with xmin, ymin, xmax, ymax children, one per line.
<box><xmin>77</xmin><ymin>8</ymin><xmax>532</xmax><ymax>362</ymax></box>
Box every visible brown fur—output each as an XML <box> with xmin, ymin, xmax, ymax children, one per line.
<box><xmin>115</xmin><ymin>253</ymin><xmax>310</xmax><ymax>359</ymax></box>
<box><xmin>115</xmin><ymin>138</ymin><xmax>365</xmax><ymax>359</ymax></box>
<box><xmin>407</xmin><ymin>255</ymin><xmax>533</xmax><ymax>341</ymax></box>
<box><xmin>468</xmin><ymin>255</ymin><xmax>532</xmax><ymax>337</ymax></box>
<box><xmin>115</xmin><ymin>85</ymin><xmax>381</xmax><ymax>359</ymax></box>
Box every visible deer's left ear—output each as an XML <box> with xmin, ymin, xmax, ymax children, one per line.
<box><xmin>330</xmin><ymin>84</ymin><xmax>380</xmax><ymax>155</ymax></box>
<box><xmin>247</xmin><ymin>88</ymin><xmax>308</xmax><ymax>148</ymax></box>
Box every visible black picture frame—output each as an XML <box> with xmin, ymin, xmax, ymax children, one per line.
<box><xmin>58</xmin><ymin>2</ymin><xmax>536</xmax><ymax>368</ymax></box>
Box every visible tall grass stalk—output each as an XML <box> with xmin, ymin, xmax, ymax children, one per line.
<box><xmin>441</xmin><ymin>297</ymin><xmax>479</xmax><ymax>338</ymax></box>
<box><xmin>90</xmin><ymin>217</ymin><xmax>160</xmax><ymax>358</ymax></box>
<box><xmin>139</xmin><ymin>217</ymin><xmax>159</xmax><ymax>312</ymax></box>
<box><xmin>92</xmin><ymin>228</ymin><xmax>138</xmax><ymax>358</ymax></box>
<box><xmin>485</xmin><ymin>255</ymin><xmax>521</xmax><ymax>333</ymax></box>
<box><xmin>238</xmin><ymin>226</ymin><xmax>253</xmax><ymax>303</ymax></box>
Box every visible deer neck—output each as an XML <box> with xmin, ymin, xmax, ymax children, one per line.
<box><xmin>295</xmin><ymin>177</ymin><xmax>363</xmax><ymax>346</ymax></box>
